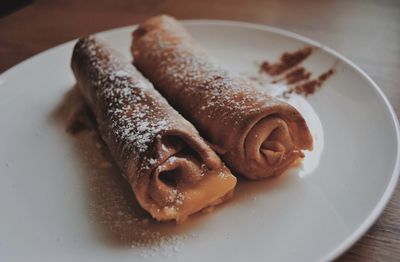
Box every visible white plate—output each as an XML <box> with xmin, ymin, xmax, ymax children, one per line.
<box><xmin>0</xmin><ymin>20</ymin><xmax>399</xmax><ymax>262</ymax></box>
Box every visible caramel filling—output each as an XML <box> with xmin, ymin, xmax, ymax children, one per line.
<box><xmin>149</xmin><ymin>154</ymin><xmax>205</xmax><ymax>206</ymax></box>
<box><xmin>134</xmin><ymin>138</ymin><xmax>236</xmax><ymax>223</ymax></box>
<box><xmin>152</xmin><ymin>166</ymin><xmax>235</xmax><ymax>223</ymax></box>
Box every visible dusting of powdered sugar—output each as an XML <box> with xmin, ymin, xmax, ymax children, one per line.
<box><xmin>69</xmin><ymin>127</ymin><xmax>198</xmax><ymax>259</ymax></box>
<box><xmin>73</xmin><ymin>37</ymin><xmax>213</xmax><ymax>257</ymax></box>
<box><xmin>135</xmin><ymin>18</ymin><xmax>270</xmax><ymax>127</ymax></box>
<box><xmin>75</xmin><ymin>37</ymin><xmax>175</xmax><ymax>172</ymax></box>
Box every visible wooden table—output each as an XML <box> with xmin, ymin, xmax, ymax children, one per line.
<box><xmin>1</xmin><ymin>0</ymin><xmax>399</xmax><ymax>260</ymax></box>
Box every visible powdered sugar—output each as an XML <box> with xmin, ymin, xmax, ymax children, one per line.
<box><xmin>136</xmin><ymin>234</ymin><xmax>188</xmax><ymax>258</ymax></box>
<box><xmin>72</xmin><ymin>128</ymin><xmax>195</xmax><ymax>258</ymax></box>
<box><xmin>75</xmin><ymin>37</ymin><xmax>176</xmax><ymax>172</ymax></box>
<box><xmin>134</xmin><ymin>17</ymin><xmax>270</xmax><ymax>128</ymax></box>
<box><xmin>115</xmin><ymin>70</ymin><xmax>129</xmax><ymax>78</ymax></box>
<box><xmin>166</xmin><ymin>156</ymin><xmax>177</xmax><ymax>164</ymax></box>
<box><xmin>175</xmin><ymin>192</ymin><xmax>185</xmax><ymax>206</ymax></box>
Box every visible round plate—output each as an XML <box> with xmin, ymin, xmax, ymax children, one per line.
<box><xmin>0</xmin><ymin>20</ymin><xmax>399</xmax><ymax>262</ymax></box>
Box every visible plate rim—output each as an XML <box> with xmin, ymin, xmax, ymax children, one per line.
<box><xmin>1</xmin><ymin>19</ymin><xmax>399</xmax><ymax>262</ymax></box>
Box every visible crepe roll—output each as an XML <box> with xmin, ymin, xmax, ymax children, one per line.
<box><xmin>131</xmin><ymin>15</ymin><xmax>313</xmax><ymax>179</ymax></box>
<box><xmin>71</xmin><ymin>36</ymin><xmax>236</xmax><ymax>222</ymax></box>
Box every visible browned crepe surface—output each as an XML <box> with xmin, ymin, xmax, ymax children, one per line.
<box><xmin>71</xmin><ymin>36</ymin><xmax>236</xmax><ymax>222</ymax></box>
<box><xmin>132</xmin><ymin>15</ymin><xmax>313</xmax><ymax>179</ymax></box>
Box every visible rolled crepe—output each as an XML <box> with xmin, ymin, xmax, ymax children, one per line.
<box><xmin>132</xmin><ymin>15</ymin><xmax>313</xmax><ymax>179</ymax></box>
<box><xmin>71</xmin><ymin>36</ymin><xmax>236</xmax><ymax>223</ymax></box>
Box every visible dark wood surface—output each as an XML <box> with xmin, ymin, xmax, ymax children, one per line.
<box><xmin>1</xmin><ymin>0</ymin><xmax>399</xmax><ymax>260</ymax></box>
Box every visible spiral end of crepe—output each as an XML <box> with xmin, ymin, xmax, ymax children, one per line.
<box><xmin>235</xmin><ymin>113</ymin><xmax>312</xmax><ymax>180</ymax></box>
<box><xmin>133</xmin><ymin>133</ymin><xmax>237</xmax><ymax>222</ymax></box>
<box><xmin>149</xmin><ymin>154</ymin><xmax>205</xmax><ymax>207</ymax></box>
<box><xmin>130</xmin><ymin>16</ymin><xmax>313</xmax><ymax>181</ymax></box>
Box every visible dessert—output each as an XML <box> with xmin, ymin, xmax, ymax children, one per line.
<box><xmin>71</xmin><ymin>36</ymin><xmax>236</xmax><ymax>222</ymax></box>
<box><xmin>131</xmin><ymin>15</ymin><xmax>313</xmax><ymax>179</ymax></box>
